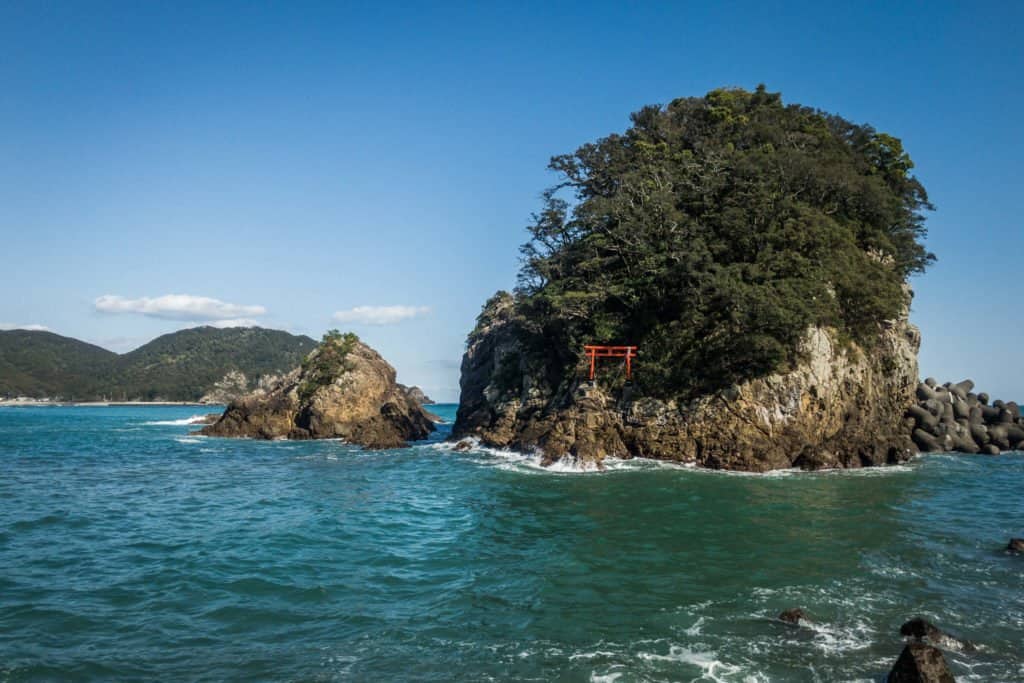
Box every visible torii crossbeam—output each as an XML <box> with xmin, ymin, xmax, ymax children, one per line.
<box><xmin>584</xmin><ymin>345</ymin><xmax>638</xmax><ymax>381</ymax></box>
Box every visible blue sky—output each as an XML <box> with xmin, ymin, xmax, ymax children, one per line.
<box><xmin>1</xmin><ymin>2</ymin><xmax>1021</xmax><ymax>402</ymax></box>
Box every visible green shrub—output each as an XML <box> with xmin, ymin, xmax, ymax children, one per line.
<box><xmin>298</xmin><ymin>330</ymin><xmax>359</xmax><ymax>402</ymax></box>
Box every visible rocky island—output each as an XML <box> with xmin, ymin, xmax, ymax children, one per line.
<box><xmin>452</xmin><ymin>86</ymin><xmax>1009</xmax><ymax>472</ymax></box>
<box><xmin>201</xmin><ymin>331</ymin><xmax>435</xmax><ymax>448</ymax></box>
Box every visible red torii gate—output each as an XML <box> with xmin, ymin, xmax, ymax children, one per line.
<box><xmin>584</xmin><ymin>345</ymin><xmax>638</xmax><ymax>381</ymax></box>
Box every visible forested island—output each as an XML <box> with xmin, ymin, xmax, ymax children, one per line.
<box><xmin>452</xmin><ymin>86</ymin><xmax>1022</xmax><ymax>469</ymax></box>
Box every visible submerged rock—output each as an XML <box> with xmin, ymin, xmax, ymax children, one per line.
<box><xmin>200</xmin><ymin>333</ymin><xmax>434</xmax><ymax>448</ymax></box>
<box><xmin>1007</xmin><ymin>538</ymin><xmax>1024</xmax><ymax>553</ymax></box>
<box><xmin>778</xmin><ymin>608</ymin><xmax>812</xmax><ymax>626</ymax></box>
<box><xmin>452</xmin><ymin>292</ymin><xmax>920</xmax><ymax>471</ymax></box>
<box><xmin>887</xmin><ymin>642</ymin><xmax>955</xmax><ymax>682</ymax></box>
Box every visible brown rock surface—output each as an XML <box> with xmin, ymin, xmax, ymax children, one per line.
<box><xmin>453</xmin><ymin>293</ymin><xmax>920</xmax><ymax>471</ymax></box>
<box><xmin>201</xmin><ymin>336</ymin><xmax>434</xmax><ymax>448</ymax></box>
<box><xmin>887</xmin><ymin>642</ymin><xmax>955</xmax><ymax>682</ymax></box>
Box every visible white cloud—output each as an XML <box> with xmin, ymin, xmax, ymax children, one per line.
<box><xmin>94</xmin><ymin>294</ymin><xmax>266</xmax><ymax>321</ymax></box>
<box><xmin>207</xmin><ymin>318</ymin><xmax>261</xmax><ymax>328</ymax></box>
<box><xmin>332</xmin><ymin>305</ymin><xmax>431</xmax><ymax>326</ymax></box>
<box><xmin>0</xmin><ymin>323</ymin><xmax>51</xmax><ymax>332</ymax></box>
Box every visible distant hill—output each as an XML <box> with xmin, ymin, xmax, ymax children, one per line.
<box><xmin>0</xmin><ymin>327</ymin><xmax>317</xmax><ymax>401</ymax></box>
<box><xmin>0</xmin><ymin>331</ymin><xmax>117</xmax><ymax>399</ymax></box>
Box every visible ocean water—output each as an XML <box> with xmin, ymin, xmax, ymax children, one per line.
<box><xmin>1</xmin><ymin>406</ymin><xmax>1022</xmax><ymax>682</ymax></box>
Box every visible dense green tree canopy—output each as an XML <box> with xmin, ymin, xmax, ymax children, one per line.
<box><xmin>513</xmin><ymin>86</ymin><xmax>934</xmax><ymax>398</ymax></box>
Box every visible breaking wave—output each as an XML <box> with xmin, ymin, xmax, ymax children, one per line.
<box><xmin>143</xmin><ymin>414</ymin><xmax>212</xmax><ymax>426</ymax></box>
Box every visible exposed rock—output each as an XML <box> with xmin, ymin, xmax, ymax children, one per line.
<box><xmin>778</xmin><ymin>608</ymin><xmax>812</xmax><ymax>626</ymax></box>
<box><xmin>200</xmin><ymin>336</ymin><xmax>434</xmax><ymax>449</ymax></box>
<box><xmin>199</xmin><ymin>370</ymin><xmax>285</xmax><ymax>404</ymax></box>
<box><xmin>1007</xmin><ymin>538</ymin><xmax>1024</xmax><ymax>553</ymax></box>
<box><xmin>452</xmin><ymin>439</ymin><xmax>474</xmax><ymax>452</ymax></box>
<box><xmin>887</xmin><ymin>642</ymin><xmax>955</xmax><ymax>682</ymax></box>
<box><xmin>398</xmin><ymin>384</ymin><xmax>435</xmax><ymax>405</ymax></box>
<box><xmin>900</xmin><ymin>617</ymin><xmax>976</xmax><ymax>653</ymax></box>
<box><xmin>199</xmin><ymin>370</ymin><xmax>250</xmax><ymax>404</ymax></box>
<box><xmin>194</xmin><ymin>412</ymin><xmax>222</xmax><ymax>425</ymax></box>
<box><xmin>453</xmin><ymin>292</ymin><xmax>920</xmax><ymax>471</ymax></box>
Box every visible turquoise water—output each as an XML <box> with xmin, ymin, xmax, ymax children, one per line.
<box><xmin>1</xmin><ymin>406</ymin><xmax>1022</xmax><ymax>682</ymax></box>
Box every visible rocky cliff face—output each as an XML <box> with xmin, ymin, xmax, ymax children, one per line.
<box><xmin>200</xmin><ymin>371</ymin><xmax>285</xmax><ymax>404</ymax></box>
<box><xmin>201</xmin><ymin>339</ymin><xmax>434</xmax><ymax>448</ymax></box>
<box><xmin>453</xmin><ymin>293</ymin><xmax>921</xmax><ymax>471</ymax></box>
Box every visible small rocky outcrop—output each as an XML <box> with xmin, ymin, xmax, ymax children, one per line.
<box><xmin>453</xmin><ymin>292</ymin><xmax>920</xmax><ymax>471</ymax></box>
<box><xmin>1007</xmin><ymin>538</ymin><xmax>1024</xmax><ymax>553</ymax></box>
<box><xmin>900</xmin><ymin>618</ymin><xmax>975</xmax><ymax>653</ymax></box>
<box><xmin>906</xmin><ymin>378</ymin><xmax>1024</xmax><ymax>455</ymax></box>
<box><xmin>778</xmin><ymin>608</ymin><xmax>812</xmax><ymax>626</ymax></box>
<box><xmin>200</xmin><ymin>333</ymin><xmax>434</xmax><ymax>448</ymax></box>
<box><xmin>887</xmin><ymin>642</ymin><xmax>956</xmax><ymax>682</ymax></box>
<box><xmin>399</xmin><ymin>384</ymin><xmax>435</xmax><ymax>405</ymax></box>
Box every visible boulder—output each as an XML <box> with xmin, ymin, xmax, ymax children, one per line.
<box><xmin>1008</xmin><ymin>538</ymin><xmax>1024</xmax><ymax>553</ymax></box>
<box><xmin>887</xmin><ymin>642</ymin><xmax>955</xmax><ymax>682</ymax></box>
<box><xmin>778</xmin><ymin>608</ymin><xmax>812</xmax><ymax>625</ymax></box>
<box><xmin>912</xmin><ymin>429</ymin><xmax>941</xmax><ymax>453</ymax></box>
<box><xmin>908</xmin><ymin>405</ymin><xmax>939</xmax><ymax>432</ymax></box>
<box><xmin>987</xmin><ymin>424</ymin><xmax>1011</xmax><ymax>450</ymax></box>
<box><xmin>968</xmin><ymin>423</ymin><xmax>989</xmax><ymax>447</ymax></box>
<box><xmin>979</xmin><ymin>404</ymin><xmax>1000</xmax><ymax>423</ymax></box>
<box><xmin>900</xmin><ymin>617</ymin><xmax>976</xmax><ymax>653</ymax></box>
<box><xmin>201</xmin><ymin>335</ymin><xmax>435</xmax><ymax>448</ymax></box>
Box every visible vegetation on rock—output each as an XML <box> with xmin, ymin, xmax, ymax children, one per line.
<box><xmin>298</xmin><ymin>330</ymin><xmax>359</xmax><ymax>402</ymax></box>
<box><xmin>201</xmin><ymin>332</ymin><xmax>435</xmax><ymax>447</ymax></box>
<box><xmin>504</xmin><ymin>85</ymin><xmax>934</xmax><ymax>399</ymax></box>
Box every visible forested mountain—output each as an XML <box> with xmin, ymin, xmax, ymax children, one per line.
<box><xmin>0</xmin><ymin>331</ymin><xmax>118</xmax><ymax>399</ymax></box>
<box><xmin>0</xmin><ymin>327</ymin><xmax>317</xmax><ymax>401</ymax></box>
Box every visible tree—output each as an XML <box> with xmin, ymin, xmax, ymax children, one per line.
<box><xmin>511</xmin><ymin>86</ymin><xmax>934</xmax><ymax>399</ymax></box>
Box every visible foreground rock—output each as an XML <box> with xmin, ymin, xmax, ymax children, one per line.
<box><xmin>778</xmin><ymin>608</ymin><xmax>812</xmax><ymax>626</ymax></box>
<box><xmin>888</xmin><ymin>642</ymin><xmax>955</xmax><ymax>682</ymax></box>
<box><xmin>906</xmin><ymin>378</ymin><xmax>1024</xmax><ymax>455</ymax></box>
<box><xmin>900</xmin><ymin>618</ymin><xmax>975</xmax><ymax>653</ymax></box>
<box><xmin>453</xmin><ymin>292</ymin><xmax>919</xmax><ymax>471</ymax></box>
<box><xmin>201</xmin><ymin>333</ymin><xmax>434</xmax><ymax>448</ymax></box>
<box><xmin>1008</xmin><ymin>538</ymin><xmax>1024</xmax><ymax>553</ymax></box>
